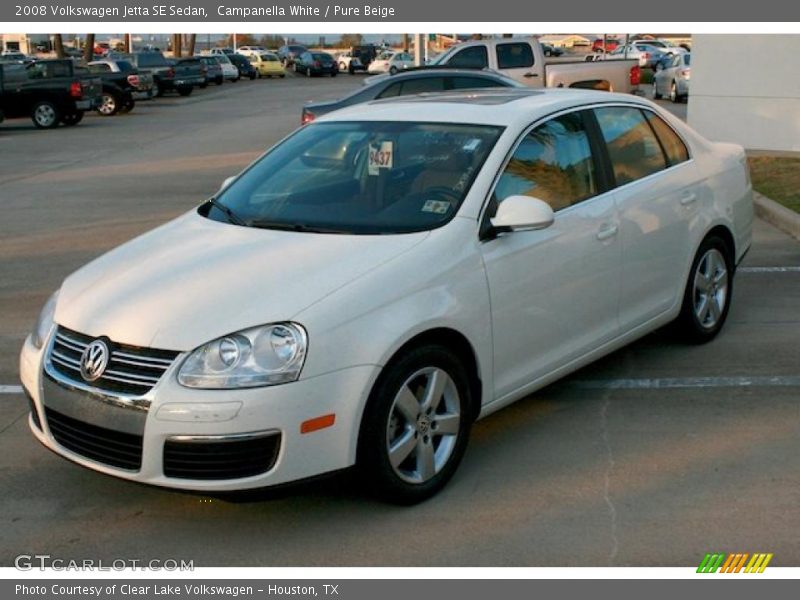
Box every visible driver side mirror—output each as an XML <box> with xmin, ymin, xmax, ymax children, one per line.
<box><xmin>219</xmin><ymin>176</ymin><xmax>236</xmax><ymax>192</ymax></box>
<box><xmin>490</xmin><ymin>195</ymin><xmax>555</xmax><ymax>233</ymax></box>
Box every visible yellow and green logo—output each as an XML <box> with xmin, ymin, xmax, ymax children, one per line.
<box><xmin>697</xmin><ymin>553</ymin><xmax>773</xmax><ymax>573</ymax></box>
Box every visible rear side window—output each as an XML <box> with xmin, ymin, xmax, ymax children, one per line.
<box><xmin>449</xmin><ymin>76</ymin><xmax>510</xmax><ymax>89</ymax></box>
<box><xmin>644</xmin><ymin>111</ymin><xmax>690</xmax><ymax>166</ymax></box>
<box><xmin>89</xmin><ymin>63</ymin><xmax>111</xmax><ymax>73</ymax></box>
<box><xmin>447</xmin><ymin>46</ymin><xmax>489</xmax><ymax>69</ymax></box>
<box><xmin>496</xmin><ymin>43</ymin><xmax>534</xmax><ymax>69</ymax></box>
<box><xmin>594</xmin><ymin>107</ymin><xmax>667</xmax><ymax>186</ymax></box>
<box><xmin>494</xmin><ymin>111</ymin><xmax>597</xmax><ymax>212</ymax></box>
<box><xmin>377</xmin><ymin>77</ymin><xmax>446</xmax><ymax>98</ymax></box>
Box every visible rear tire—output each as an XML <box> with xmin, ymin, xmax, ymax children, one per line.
<box><xmin>676</xmin><ymin>236</ymin><xmax>733</xmax><ymax>343</ymax></box>
<box><xmin>61</xmin><ymin>111</ymin><xmax>84</xmax><ymax>126</ymax></box>
<box><xmin>177</xmin><ymin>86</ymin><xmax>192</xmax><ymax>97</ymax></box>
<box><xmin>154</xmin><ymin>81</ymin><xmax>164</xmax><ymax>97</ymax></box>
<box><xmin>357</xmin><ymin>344</ymin><xmax>472</xmax><ymax>504</ymax></box>
<box><xmin>652</xmin><ymin>81</ymin><xmax>662</xmax><ymax>100</ymax></box>
<box><xmin>31</xmin><ymin>100</ymin><xmax>60</xmax><ymax>129</ymax></box>
<box><xmin>118</xmin><ymin>97</ymin><xmax>135</xmax><ymax>114</ymax></box>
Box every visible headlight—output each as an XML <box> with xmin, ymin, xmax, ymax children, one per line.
<box><xmin>31</xmin><ymin>291</ymin><xmax>59</xmax><ymax>350</ymax></box>
<box><xmin>178</xmin><ymin>323</ymin><xmax>308</xmax><ymax>389</ymax></box>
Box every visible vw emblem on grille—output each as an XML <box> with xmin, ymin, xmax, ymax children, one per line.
<box><xmin>80</xmin><ymin>340</ymin><xmax>110</xmax><ymax>382</ymax></box>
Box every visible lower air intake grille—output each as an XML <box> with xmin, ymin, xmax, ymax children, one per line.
<box><xmin>45</xmin><ymin>407</ymin><xmax>143</xmax><ymax>470</ymax></box>
<box><xmin>163</xmin><ymin>434</ymin><xmax>281</xmax><ymax>480</ymax></box>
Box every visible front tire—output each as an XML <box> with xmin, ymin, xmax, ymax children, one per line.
<box><xmin>676</xmin><ymin>236</ymin><xmax>733</xmax><ymax>343</ymax></box>
<box><xmin>652</xmin><ymin>81</ymin><xmax>662</xmax><ymax>100</ymax></box>
<box><xmin>358</xmin><ymin>344</ymin><xmax>472</xmax><ymax>504</ymax></box>
<box><xmin>177</xmin><ymin>86</ymin><xmax>192</xmax><ymax>96</ymax></box>
<box><xmin>389</xmin><ymin>66</ymin><xmax>398</xmax><ymax>75</ymax></box>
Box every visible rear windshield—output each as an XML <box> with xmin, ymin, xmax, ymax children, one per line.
<box><xmin>136</xmin><ymin>53</ymin><xmax>168</xmax><ymax>67</ymax></box>
<box><xmin>683</xmin><ymin>54</ymin><xmax>691</xmax><ymax>65</ymax></box>
<box><xmin>206</xmin><ymin>121</ymin><xmax>504</xmax><ymax>234</ymax></box>
<box><xmin>313</xmin><ymin>53</ymin><xmax>332</xmax><ymax>61</ymax></box>
<box><xmin>262</xmin><ymin>54</ymin><xmax>278</xmax><ymax>62</ymax></box>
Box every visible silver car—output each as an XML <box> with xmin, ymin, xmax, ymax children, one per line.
<box><xmin>654</xmin><ymin>53</ymin><xmax>691</xmax><ymax>103</ymax></box>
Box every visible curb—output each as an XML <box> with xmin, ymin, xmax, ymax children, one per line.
<box><xmin>753</xmin><ymin>191</ymin><xmax>800</xmax><ymax>242</ymax></box>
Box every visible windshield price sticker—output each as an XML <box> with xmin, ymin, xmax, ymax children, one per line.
<box><xmin>368</xmin><ymin>141</ymin><xmax>394</xmax><ymax>175</ymax></box>
<box><xmin>422</xmin><ymin>200</ymin><xmax>451</xmax><ymax>214</ymax></box>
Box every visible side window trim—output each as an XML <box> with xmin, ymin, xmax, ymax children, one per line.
<box><xmin>478</xmin><ymin>105</ymin><xmax>610</xmax><ymax>235</ymax></box>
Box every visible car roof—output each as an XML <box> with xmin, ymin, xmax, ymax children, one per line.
<box><xmin>318</xmin><ymin>88</ymin><xmax>652</xmax><ymax>128</ymax></box>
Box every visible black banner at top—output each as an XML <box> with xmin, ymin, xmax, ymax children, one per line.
<box><xmin>2</xmin><ymin>0</ymin><xmax>800</xmax><ymax>22</ymax></box>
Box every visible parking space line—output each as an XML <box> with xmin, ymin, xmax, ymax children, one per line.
<box><xmin>570</xmin><ymin>376</ymin><xmax>800</xmax><ymax>390</ymax></box>
<box><xmin>739</xmin><ymin>266</ymin><xmax>800</xmax><ymax>273</ymax></box>
<box><xmin>0</xmin><ymin>386</ymin><xmax>23</xmax><ymax>394</ymax></box>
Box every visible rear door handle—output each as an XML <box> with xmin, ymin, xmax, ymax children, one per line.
<box><xmin>523</xmin><ymin>72</ymin><xmax>539</xmax><ymax>78</ymax></box>
<box><xmin>596</xmin><ymin>223</ymin><xmax>619</xmax><ymax>241</ymax></box>
<box><xmin>680</xmin><ymin>192</ymin><xmax>697</xmax><ymax>206</ymax></box>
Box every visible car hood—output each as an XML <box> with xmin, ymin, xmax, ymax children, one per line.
<box><xmin>55</xmin><ymin>211</ymin><xmax>429</xmax><ymax>351</ymax></box>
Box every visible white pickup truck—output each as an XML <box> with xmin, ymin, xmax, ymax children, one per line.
<box><xmin>430</xmin><ymin>38</ymin><xmax>641</xmax><ymax>94</ymax></box>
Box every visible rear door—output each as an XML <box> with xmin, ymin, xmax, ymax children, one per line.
<box><xmin>593</xmin><ymin>105</ymin><xmax>699</xmax><ymax>329</ymax></box>
<box><xmin>480</xmin><ymin>109</ymin><xmax>622</xmax><ymax>398</ymax></box>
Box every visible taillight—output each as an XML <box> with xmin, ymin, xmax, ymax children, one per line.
<box><xmin>680</xmin><ymin>68</ymin><xmax>691</xmax><ymax>77</ymax></box>
<box><xmin>301</xmin><ymin>110</ymin><xmax>315</xmax><ymax>125</ymax></box>
<box><xmin>314</xmin><ymin>61</ymin><xmax>321</xmax><ymax>68</ymax></box>
<box><xmin>69</xmin><ymin>81</ymin><xmax>82</xmax><ymax>98</ymax></box>
<box><xmin>629</xmin><ymin>64</ymin><xmax>641</xmax><ymax>86</ymax></box>
<box><xmin>166</xmin><ymin>67</ymin><xmax>175</xmax><ymax>78</ymax></box>
<box><xmin>127</xmin><ymin>74</ymin><xmax>140</xmax><ymax>87</ymax></box>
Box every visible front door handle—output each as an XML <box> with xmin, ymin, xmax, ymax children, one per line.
<box><xmin>680</xmin><ymin>192</ymin><xmax>698</xmax><ymax>206</ymax></box>
<box><xmin>523</xmin><ymin>72</ymin><xmax>539</xmax><ymax>78</ymax></box>
<box><xmin>596</xmin><ymin>223</ymin><xmax>619</xmax><ymax>241</ymax></box>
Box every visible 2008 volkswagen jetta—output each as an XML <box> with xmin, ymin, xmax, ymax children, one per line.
<box><xmin>20</xmin><ymin>89</ymin><xmax>753</xmax><ymax>503</ymax></box>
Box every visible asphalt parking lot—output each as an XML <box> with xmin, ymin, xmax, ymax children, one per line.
<box><xmin>1</xmin><ymin>74</ymin><xmax>798</xmax><ymax>567</ymax></box>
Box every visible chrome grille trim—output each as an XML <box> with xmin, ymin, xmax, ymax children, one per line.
<box><xmin>46</xmin><ymin>326</ymin><xmax>181</xmax><ymax>397</ymax></box>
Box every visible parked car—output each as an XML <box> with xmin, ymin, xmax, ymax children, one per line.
<box><xmin>295</xmin><ymin>51</ymin><xmax>338</xmax><ymax>77</ymax></box>
<box><xmin>636</xmin><ymin>39</ymin><xmax>688</xmax><ymax>56</ymax></box>
<box><xmin>653</xmin><ymin>53</ymin><xmax>691</xmax><ymax>103</ymax></box>
<box><xmin>541</xmin><ymin>43</ymin><xmax>564</xmax><ymax>57</ymax></box>
<box><xmin>336</xmin><ymin>52</ymin><xmax>366</xmax><ymax>74</ymax></box>
<box><xmin>0</xmin><ymin>59</ymin><xmax>101</xmax><ymax>128</ymax></box>
<box><xmin>430</xmin><ymin>38</ymin><xmax>641</xmax><ymax>93</ymax></box>
<box><xmin>349</xmin><ymin>44</ymin><xmax>380</xmax><ymax>70</ymax></box>
<box><xmin>210</xmin><ymin>48</ymin><xmax>234</xmax><ymax>56</ymax></box>
<box><xmin>22</xmin><ymin>89</ymin><xmax>753</xmax><ymax>503</ymax></box>
<box><xmin>301</xmin><ymin>68</ymin><xmax>524</xmax><ymax>124</ymax></box>
<box><xmin>228</xmin><ymin>53</ymin><xmax>257</xmax><ymax>80</ymax></box>
<box><xmin>167</xmin><ymin>57</ymin><xmax>205</xmax><ymax>94</ymax></box>
<box><xmin>609</xmin><ymin>43</ymin><xmax>666</xmax><ymax>69</ymax></box>
<box><xmin>213</xmin><ymin>53</ymin><xmax>240</xmax><ymax>82</ymax></box>
<box><xmin>0</xmin><ymin>51</ymin><xmax>30</xmax><ymax>63</ymax></box>
<box><xmin>277</xmin><ymin>45</ymin><xmax>308</xmax><ymax>66</ymax></box>
<box><xmin>118</xmin><ymin>51</ymin><xmax>195</xmax><ymax>96</ymax></box>
<box><xmin>368</xmin><ymin>51</ymin><xmax>415</xmax><ymax>74</ymax></box>
<box><xmin>87</xmin><ymin>59</ymin><xmax>154</xmax><ymax>115</ymax></box>
<box><xmin>591</xmin><ymin>38</ymin><xmax>621</xmax><ymax>53</ymax></box>
<box><xmin>248</xmin><ymin>52</ymin><xmax>286</xmax><ymax>78</ymax></box>
<box><xmin>236</xmin><ymin>46</ymin><xmax>267</xmax><ymax>58</ymax></box>
<box><xmin>197</xmin><ymin>56</ymin><xmax>224</xmax><ymax>86</ymax></box>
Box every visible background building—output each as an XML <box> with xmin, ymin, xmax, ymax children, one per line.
<box><xmin>688</xmin><ymin>34</ymin><xmax>800</xmax><ymax>153</ymax></box>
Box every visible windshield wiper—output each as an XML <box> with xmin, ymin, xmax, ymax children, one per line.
<box><xmin>246</xmin><ymin>219</ymin><xmax>350</xmax><ymax>234</ymax></box>
<box><xmin>206</xmin><ymin>197</ymin><xmax>246</xmax><ymax>226</ymax></box>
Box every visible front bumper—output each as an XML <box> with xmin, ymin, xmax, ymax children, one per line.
<box><xmin>21</xmin><ymin>332</ymin><xmax>379</xmax><ymax>492</ymax></box>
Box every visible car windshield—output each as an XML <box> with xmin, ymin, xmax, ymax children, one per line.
<box><xmin>205</xmin><ymin>121</ymin><xmax>503</xmax><ymax>234</ymax></box>
<box><xmin>378</xmin><ymin>52</ymin><xmax>394</xmax><ymax>60</ymax></box>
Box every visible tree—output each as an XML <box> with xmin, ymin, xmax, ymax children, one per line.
<box><xmin>258</xmin><ymin>35</ymin><xmax>285</xmax><ymax>49</ymax></box>
<box><xmin>339</xmin><ymin>33</ymin><xmax>363</xmax><ymax>48</ymax></box>
<box><xmin>53</xmin><ymin>34</ymin><xmax>65</xmax><ymax>58</ymax></box>
<box><xmin>185</xmin><ymin>34</ymin><xmax>196</xmax><ymax>56</ymax></box>
<box><xmin>226</xmin><ymin>33</ymin><xmax>257</xmax><ymax>48</ymax></box>
<box><xmin>83</xmin><ymin>34</ymin><xmax>95</xmax><ymax>62</ymax></box>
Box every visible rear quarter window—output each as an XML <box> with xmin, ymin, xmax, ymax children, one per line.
<box><xmin>644</xmin><ymin>111</ymin><xmax>690</xmax><ymax>166</ymax></box>
<box><xmin>594</xmin><ymin>106</ymin><xmax>668</xmax><ymax>186</ymax></box>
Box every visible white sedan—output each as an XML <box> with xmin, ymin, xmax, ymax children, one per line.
<box><xmin>367</xmin><ymin>51</ymin><xmax>415</xmax><ymax>74</ymax></box>
<box><xmin>21</xmin><ymin>89</ymin><xmax>753</xmax><ymax>504</ymax></box>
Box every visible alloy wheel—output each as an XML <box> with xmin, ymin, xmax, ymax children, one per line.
<box><xmin>693</xmin><ymin>248</ymin><xmax>729</xmax><ymax>330</ymax></box>
<box><xmin>386</xmin><ymin>367</ymin><xmax>461</xmax><ymax>484</ymax></box>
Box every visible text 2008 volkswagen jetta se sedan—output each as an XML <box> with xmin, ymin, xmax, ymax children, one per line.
<box><xmin>21</xmin><ymin>89</ymin><xmax>753</xmax><ymax>503</ymax></box>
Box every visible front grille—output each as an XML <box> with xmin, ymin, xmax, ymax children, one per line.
<box><xmin>49</xmin><ymin>326</ymin><xmax>179</xmax><ymax>396</ymax></box>
<box><xmin>163</xmin><ymin>434</ymin><xmax>281</xmax><ymax>480</ymax></box>
<box><xmin>45</xmin><ymin>407</ymin><xmax>143</xmax><ymax>470</ymax></box>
